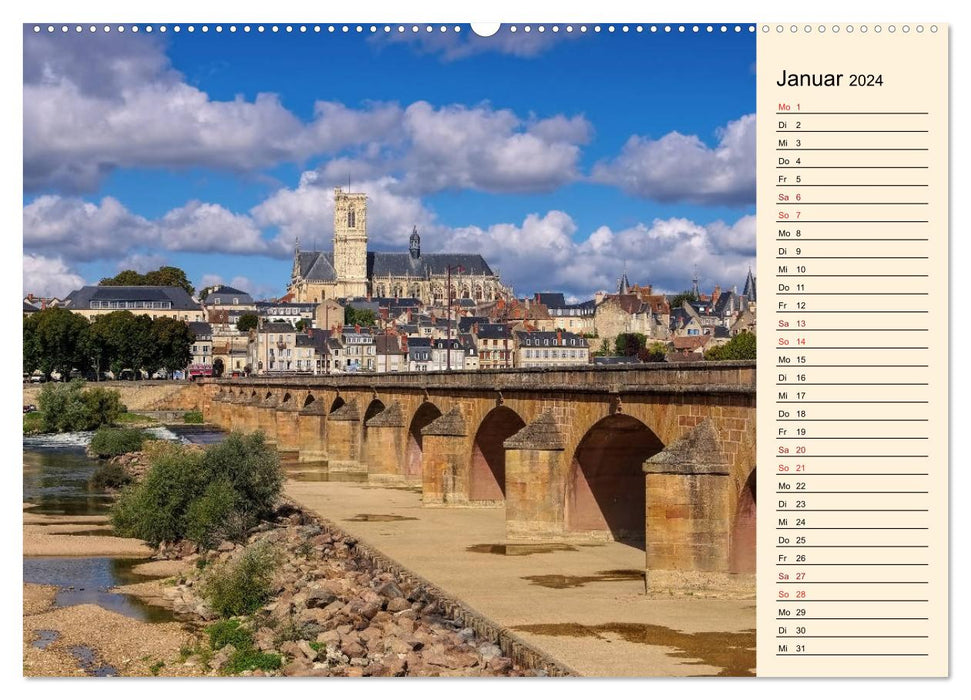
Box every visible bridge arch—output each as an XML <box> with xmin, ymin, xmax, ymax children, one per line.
<box><xmin>303</xmin><ymin>393</ymin><xmax>316</xmax><ymax>408</ymax></box>
<box><xmin>469</xmin><ymin>406</ymin><xmax>526</xmax><ymax>504</ymax></box>
<box><xmin>329</xmin><ymin>396</ymin><xmax>346</xmax><ymax>414</ymax></box>
<box><xmin>565</xmin><ymin>414</ymin><xmax>664</xmax><ymax>548</ymax></box>
<box><xmin>407</xmin><ymin>401</ymin><xmax>443</xmax><ymax>481</ymax></box>
<box><xmin>362</xmin><ymin>398</ymin><xmax>386</xmax><ymax>446</ymax></box>
<box><xmin>730</xmin><ymin>468</ymin><xmax>757</xmax><ymax>573</ymax></box>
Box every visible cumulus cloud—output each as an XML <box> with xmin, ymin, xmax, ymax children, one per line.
<box><xmin>252</xmin><ymin>174</ymin><xmax>439</xmax><ymax>254</ymax></box>
<box><xmin>24</xmin><ymin>30</ymin><xmax>589</xmax><ymax>196</ymax></box>
<box><xmin>23</xmin><ymin>195</ymin><xmax>153</xmax><ymax>261</ymax></box>
<box><xmin>23</xmin><ymin>195</ymin><xmax>269</xmax><ymax>262</ymax></box>
<box><xmin>370</xmin><ymin>25</ymin><xmax>586</xmax><ymax>61</ymax></box>
<box><xmin>592</xmin><ymin>114</ymin><xmax>756</xmax><ymax>206</ymax></box>
<box><xmin>436</xmin><ymin>211</ymin><xmax>755</xmax><ymax>299</ymax></box>
<box><xmin>23</xmin><ymin>254</ymin><xmax>86</xmax><ymax>298</ymax></box>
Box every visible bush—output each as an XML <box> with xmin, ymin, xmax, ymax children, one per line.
<box><xmin>37</xmin><ymin>380</ymin><xmax>123</xmax><ymax>432</ymax></box>
<box><xmin>183</xmin><ymin>410</ymin><xmax>204</xmax><ymax>424</ymax></box>
<box><xmin>201</xmin><ymin>541</ymin><xmax>279</xmax><ymax>617</ymax></box>
<box><xmin>83</xmin><ymin>387</ymin><xmax>124</xmax><ymax>427</ymax></box>
<box><xmin>110</xmin><ymin>432</ymin><xmax>282</xmax><ymax>547</ymax></box>
<box><xmin>89</xmin><ymin>427</ymin><xmax>146</xmax><ymax>458</ymax></box>
<box><xmin>90</xmin><ymin>462</ymin><xmax>133</xmax><ymax>490</ymax></box>
<box><xmin>185</xmin><ymin>480</ymin><xmax>239</xmax><ymax>548</ymax></box>
<box><xmin>704</xmin><ymin>331</ymin><xmax>757</xmax><ymax>361</ymax></box>
<box><xmin>23</xmin><ymin>412</ymin><xmax>44</xmax><ymax>434</ymax></box>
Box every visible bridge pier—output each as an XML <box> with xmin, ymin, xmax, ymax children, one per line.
<box><xmin>297</xmin><ymin>399</ymin><xmax>327</xmax><ymax>462</ymax></box>
<box><xmin>503</xmin><ymin>411</ymin><xmax>568</xmax><ymax>541</ymax></box>
<box><xmin>420</xmin><ymin>407</ymin><xmax>470</xmax><ymax>506</ymax></box>
<box><xmin>257</xmin><ymin>394</ymin><xmax>279</xmax><ymax>441</ymax></box>
<box><xmin>643</xmin><ymin>419</ymin><xmax>733</xmax><ymax>577</ymax></box>
<box><xmin>275</xmin><ymin>395</ymin><xmax>301</xmax><ymax>455</ymax></box>
<box><xmin>326</xmin><ymin>400</ymin><xmax>364</xmax><ymax>473</ymax></box>
<box><xmin>363</xmin><ymin>402</ymin><xmax>407</xmax><ymax>484</ymax></box>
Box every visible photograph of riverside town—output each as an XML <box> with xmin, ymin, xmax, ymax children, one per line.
<box><xmin>22</xmin><ymin>24</ymin><xmax>757</xmax><ymax>678</ymax></box>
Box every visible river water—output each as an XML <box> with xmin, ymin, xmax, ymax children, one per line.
<box><xmin>23</xmin><ymin>424</ymin><xmax>226</xmax><ymax>625</ymax></box>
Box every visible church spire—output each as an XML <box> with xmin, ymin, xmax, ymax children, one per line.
<box><xmin>409</xmin><ymin>226</ymin><xmax>421</xmax><ymax>260</ymax></box>
<box><xmin>618</xmin><ymin>265</ymin><xmax>631</xmax><ymax>295</ymax></box>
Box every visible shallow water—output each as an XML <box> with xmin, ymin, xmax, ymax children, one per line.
<box><xmin>23</xmin><ymin>557</ymin><xmax>177</xmax><ymax>623</ymax></box>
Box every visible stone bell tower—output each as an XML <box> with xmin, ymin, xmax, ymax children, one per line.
<box><xmin>333</xmin><ymin>187</ymin><xmax>368</xmax><ymax>297</ymax></box>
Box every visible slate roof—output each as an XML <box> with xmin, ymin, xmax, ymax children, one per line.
<box><xmin>261</xmin><ymin>321</ymin><xmax>295</xmax><ymax>333</ymax></box>
<box><xmin>65</xmin><ymin>285</ymin><xmax>201</xmax><ymax>310</ymax></box>
<box><xmin>24</xmin><ymin>301</ymin><xmax>39</xmax><ymax>313</ymax></box>
<box><xmin>206</xmin><ymin>286</ymin><xmax>255</xmax><ymax>305</ymax></box>
<box><xmin>296</xmin><ymin>251</ymin><xmax>495</xmax><ymax>282</ymax></box>
<box><xmin>535</xmin><ymin>292</ymin><xmax>566</xmax><ymax>308</ymax></box>
<box><xmin>187</xmin><ymin>321</ymin><xmax>212</xmax><ymax>339</ymax></box>
<box><xmin>458</xmin><ymin>316</ymin><xmax>489</xmax><ymax>333</ymax></box>
<box><xmin>474</xmin><ymin>323</ymin><xmax>512</xmax><ymax>340</ymax></box>
<box><xmin>514</xmin><ymin>331</ymin><xmax>588</xmax><ymax>347</ymax></box>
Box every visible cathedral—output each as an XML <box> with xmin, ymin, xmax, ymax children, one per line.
<box><xmin>288</xmin><ymin>188</ymin><xmax>511</xmax><ymax>306</ymax></box>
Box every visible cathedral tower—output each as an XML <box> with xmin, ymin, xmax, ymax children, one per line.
<box><xmin>333</xmin><ymin>187</ymin><xmax>368</xmax><ymax>297</ymax></box>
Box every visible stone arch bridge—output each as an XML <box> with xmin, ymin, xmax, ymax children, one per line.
<box><xmin>196</xmin><ymin>362</ymin><xmax>756</xmax><ymax>579</ymax></box>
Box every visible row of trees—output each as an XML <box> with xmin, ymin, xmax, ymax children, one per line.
<box><xmin>24</xmin><ymin>307</ymin><xmax>195</xmax><ymax>380</ymax></box>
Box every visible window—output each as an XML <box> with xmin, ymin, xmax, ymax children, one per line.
<box><xmin>347</xmin><ymin>208</ymin><xmax>356</xmax><ymax>228</ymax></box>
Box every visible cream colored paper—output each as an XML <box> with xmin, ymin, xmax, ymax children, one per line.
<box><xmin>756</xmin><ymin>24</ymin><xmax>948</xmax><ymax>677</ymax></box>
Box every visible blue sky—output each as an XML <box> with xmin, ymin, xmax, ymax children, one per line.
<box><xmin>23</xmin><ymin>24</ymin><xmax>755</xmax><ymax>301</ymax></box>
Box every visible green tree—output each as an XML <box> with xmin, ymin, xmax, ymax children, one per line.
<box><xmin>23</xmin><ymin>308</ymin><xmax>90</xmax><ymax>379</ymax></box>
<box><xmin>145</xmin><ymin>266</ymin><xmax>195</xmax><ymax>296</ymax></box>
<box><xmin>614</xmin><ymin>332</ymin><xmax>647</xmax><ymax>357</ymax></box>
<box><xmin>344</xmin><ymin>306</ymin><xmax>376</xmax><ymax>327</ymax></box>
<box><xmin>638</xmin><ymin>341</ymin><xmax>669</xmax><ymax>363</ymax></box>
<box><xmin>99</xmin><ymin>265</ymin><xmax>195</xmax><ymax>296</ymax></box>
<box><xmin>99</xmin><ymin>269</ymin><xmax>145</xmax><ymax>287</ymax></box>
<box><xmin>212</xmin><ymin>358</ymin><xmax>225</xmax><ymax>378</ymax></box>
<box><xmin>670</xmin><ymin>290</ymin><xmax>699</xmax><ymax>310</ymax></box>
<box><xmin>152</xmin><ymin>316</ymin><xmax>194</xmax><ymax>372</ymax></box>
<box><xmin>294</xmin><ymin>319</ymin><xmax>308</xmax><ymax>332</ymax></box>
<box><xmin>236</xmin><ymin>313</ymin><xmax>259</xmax><ymax>332</ymax></box>
<box><xmin>704</xmin><ymin>331</ymin><xmax>756</xmax><ymax>361</ymax></box>
<box><xmin>37</xmin><ymin>380</ymin><xmax>122</xmax><ymax>432</ymax></box>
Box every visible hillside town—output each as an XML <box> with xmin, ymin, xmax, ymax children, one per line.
<box><xmin>23</xmin><ymin>189</ymin><xmax>756</xmax><ymax>380</ymax></box>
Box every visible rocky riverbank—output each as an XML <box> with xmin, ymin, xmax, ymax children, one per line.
<box><xmin>138</xmin><ymin>504</ymin><xmax>544</xmax><ymax>677</ymax></box>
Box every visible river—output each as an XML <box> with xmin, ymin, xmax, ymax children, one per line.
<box><xmin>23</xmin><ymin>424</ymin><xmax>226</xmax><ymax>626</ymax></box>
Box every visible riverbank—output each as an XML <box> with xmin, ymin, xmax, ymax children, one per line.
<box><xmin>23</xmin><ymin>437</ymin><xmax>545</xmax><ymax>677</ymax></box>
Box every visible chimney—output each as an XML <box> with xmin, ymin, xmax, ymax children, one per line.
<box><xmin>557</xmin><ymin>330</ymin><xmax>562</xmax><ymax>345</ymax></box>
<box><xmin>355</xmin><ymin>323</ymin><xmax>361</xmax><ymax>333</ymax></box>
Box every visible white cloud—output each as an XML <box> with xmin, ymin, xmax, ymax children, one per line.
<box><xmin>23</xmin><ymin>195</ymin><xmax>270</xmax><ymax>262</ymax></box>
<box><xmin>23</xmin><ymin>254</ymin><xmax>86</xmax><ymax>298</ymax></box>
<box><xmin>23</xmin><ymin>195</ymin><xmax>153</xmax><ymax>261</ymax></box>
<box><xmin>24</xmin><ymin>31</ymin><xmax>589</xmax><ymax>196</ymax></box>
<box><xmin>370</xmin><ymin>25</ymin><xmax>586</xmax><ymax>61</ymax></box>
<box><xmin>252</xmin><ymin>175</ymin><xmax>438</xmax><ymax>254</ymax></box>
<box><xmin>156</xmin><ymin>201</ymin><xmax>268</xmax><ymax>255</ymax></box>
<box><xmin>434</xmin><ymin>211</ymin><xmax>755</xmax><ymax>299</ymax></box>
<box><xmin>116</xmin><ymin>253</ymin><xmax>167</xmax><ymax>273</ymax></box>
<box><xmin>592</xmin><ymin>114</ymin><xmax>756</xmax><ymax>206</ymax></box>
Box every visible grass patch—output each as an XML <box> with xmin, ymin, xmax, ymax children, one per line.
<box><xmin>205</xmin><ymin>619</ymin><xmax>283</xmax><ymax>675</ymax></box>
<box><xmin>182</xmin><ymin>410</ymin><xmax>204</xmax><ymax>424</ymax></box>
<box><xmin>149</xmin><ymin>660</ymin><xmax>165</xmax><ymax>676</ymax></box>
<box><xmin>90</xmin><ymin>426</ymin><xmax>146</xmax><ymax>458</ymax></box>
<box><xmin>201</xmin><ymin>541</ymin><xmax>279</xmax><ymax>618</ymax></box>
<box><xmin>114</xmin><ymin>412</ymin><xmax>156</xmax><ymax>425</ymax></box>
<box><xmin>23</xmin><ymin>412</ymin><xmax>44</xmax><ymax>434</ymax></box>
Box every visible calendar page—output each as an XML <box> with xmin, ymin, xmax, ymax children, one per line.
<box><xmin>16</xmin><ymin>7</ymin><xmax>951</xmax><ymax>686</ymax></box>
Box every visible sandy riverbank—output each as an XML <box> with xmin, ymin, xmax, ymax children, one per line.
<box><xmin>23</xmin><ymin>584</ymin><xmax>201</xmax><ymax>678</ymax></box>
<box><xmin>24</xmin><ymin>522</ymin><xmax>153</xmax><ymax>557</ymax></box>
